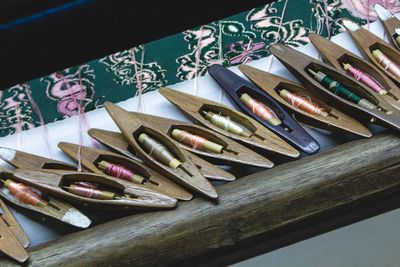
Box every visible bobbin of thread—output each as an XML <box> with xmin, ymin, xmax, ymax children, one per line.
<box><xmin>279</xmin><ymin>89</ymin><xmax>328</xmax><ymax>117</ymax></box>
<box><xmin>308</xmin><ymin>69</ymin><xmax>377</xmax><ymax>110</ymax></box>
<box><xmin>342</xmin><ymin>63</ymin><xmax>387</xmax><ymax>95</ymax></box>
<box><xmin>73</xmin><ymin>181</ymin><xmax>97</xmax><ymax>189</ymax></box>
<box><xmin>240</xmin><ymin>93</ymin><xmax>282</xmax><ymax>126</ymax></box>
<box><xmin>3</xmin><ymin>179</ymin><xmax>48</xmax><ymax>207</ymax></box>
<box><xmin>203</xmin><ymin>111</ymin><xmax>253</xmax><ymax>138</ymax></box>
<box><xmin>63</xmin><ymin>185</ymin><xmax>116</xmax><ymax>200</ymax></box>
<box><xmin>395</xmin><ymin>29</ymin><xmax>400</xmax><ymax>47</ymax></box>
<box><xmin>138</xmin><ymin>133</ymin><xmax>182</xmax><ymax>169</ymax></box>
<box><xmin>372</xmin><ymin>49</ymin><xmax>400</xmax><ymax>78</ymax></box>
<box><xmin>171</xmin><ymin>129</ymin><xmax>224</xmax><ymax>154</ymax></box>
<box><xmin>97</xmin><ymin>160</ymin><xmax>146</xmax><ymax>184</ymax></box>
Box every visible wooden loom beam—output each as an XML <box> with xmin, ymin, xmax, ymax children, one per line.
<box><xmin>2</xmin><ymin>133</ymin><xmax>400</xmax><ymax>266</ymax></box>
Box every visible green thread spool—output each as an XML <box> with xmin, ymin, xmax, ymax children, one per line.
<box><xmin>308</xmin><ymin>69</ymin><xmax>376</xmax><ymax>110</ymax></box>
<box><xmin>138</xmin><ymin>133</ymin><xmax>182</xmax><ymax>169</ymax></box>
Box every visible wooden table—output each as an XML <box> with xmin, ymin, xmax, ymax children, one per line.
<box><xmin>1</xmin><ymin>132</ymin><xmax>400</xmax><ymax>266</ymax></box>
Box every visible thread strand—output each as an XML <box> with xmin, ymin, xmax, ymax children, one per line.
<box><xmin>24</xmin><ymin>83</ymin><xmax>54</xmax><ymax>157</ymax></box>
<box><xmin>171</xmin><ymin>129</ymin><xmax>224</xmax><ymax>154</ymax></box>
<box><xmin>372</xmin><ymin>49</ymin><xmax>400</xmax><ymax>78</ymax></box>
<box><xmin>194</xmin><ymin>26</ymin><xmax>205</xmax><ymax>96</ymax></box>
<box><xmin>343</xmin><ymin>63</ymin><xmax>387</xmax><ymax>94</ymax></box>
<box><xmin>98</xmin><ymin>160</ymin><xmax>146</xmax><ymax>184</ymax></box>
<box><xmin>279</xmin><ymin>89</ymin><xmax>328</xmax><ymax>117</ymax></box>
<box><xmin>3</xmin><ymin>179</ymin><xmax>47</xmax><ymax>207</ymax></box>
<box><xmin>203</xmin><ymin>111</ymin><xmax>253</xmax><ymax>137</ymax></box>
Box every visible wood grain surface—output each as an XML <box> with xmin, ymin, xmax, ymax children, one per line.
<box><xmin>125</xmin><ymin>112</ymin><xmax>274</xmax><ymax>168</ymax></box>
<box><xmin>239</xmin><ymin>64</ymin><xmax>372</xmax><ymax>137</ymax></box>
<box><xmin>2</xmin><ymin>133</ymin><xmax>400</xmax><ymax>266</ymax></box>
<box><xmin>160</xmin><ymin>87</ymin><xmax>300</xmax><ymax>158</ymax></box>
<box><xmin>87</xmin><ymin>128</ymin><xmax>236</xmax><ymax>182</ymax></box>
<box><xmin>381</xmin><ymin>16</ymin><xmax>400</xmax><ymax>50</ymax></box>
<box><xmin>344</xmin><ymin>21</ymin><xmax>400</xmax><ymax>86</ymax></box>
<box><xmin>308</xmin><ymin>33</ymin><xmax>400</xmax><ymax>111</ymax></box>
<box><xmin>104</xmin><ymin>102</ymin><xmax>219</xmax><ymax>199</ymax></box>
<box><xmin>57</xmin><ymin>142</ymin><xmax>193</xmax><ymax>201</ymax></box>
<box><xmin>270</xmin><ymin>43</ymin><xmax>400</xmax><ymax>131</ymax></box>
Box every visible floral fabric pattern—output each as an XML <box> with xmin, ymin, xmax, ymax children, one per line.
<box><xmin>0</xmin><ymin>0</ymin><xmax>392</xmax><ymax>137</ymax></box>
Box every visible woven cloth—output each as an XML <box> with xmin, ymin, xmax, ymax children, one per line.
<box><xmin>0</xmin><ymin>0</ymin><xmax>399</xmax><ymax>137</ymax></box>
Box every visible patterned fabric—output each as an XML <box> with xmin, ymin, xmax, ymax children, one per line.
<box><xmin>1</xmin><ymin>0</ymin><xmax>399</xmax><ymax>137</ymax></box>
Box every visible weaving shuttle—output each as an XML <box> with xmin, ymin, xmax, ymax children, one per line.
<box><xmin>374</xmin><ymin>4</ymin><xmax>400</xmax><ymax>50</ymax></box>
<box><xmin>0</xmin><ymin>198</ymin><xmax>29</xmax><ymax>263</ymax></box>
<box><xmin>104</xmin><ymin>102</ymin><xmax>219</xmax><ymax>199</ymax></box>
<box><xmin>0</xmin><ymin>147</ymin><xmax>77</xmax><ymax>171</ymax></box>
<box><xmin>159</xmin><ymin>87</ymin><xmax>300</xmax><ymax>158</ymax></box>
<box><xmin>239</xmin><ymin>64</ymin><xmax>372</xmax><ymax>137</ymax></box>
<box><xmin>2</xmin><ymin>168</ymin><xmax>177</xmax><ymax>210</ymax></box>
<box><xmin>0</xmin><ymin>169</ymin><xmax>92</xmax><ymax>228</ymax></box>
<box><xmin>88</xmin><ymin>129</ymin><xmax>235</xmax><ymax>182</ymax></box>
<box><xmin>270</xmin><ymin>43</ymin><xmax>400</xmax><ymax>131</ymax></box>
<box><xmin>309</xmin><ymin>33</ymin><xmax>400</xmax><ymax>112</ymax></box>
<box><xmin>343</xmin><ymin>19</ymin><xmax>400</xmax><ymax>86</ymax></box>
<box><xmin>57</xmin><ymin>142</ymin><xmax>193</xmax><ymax>201</ymax></box>
<box><xmin>124</xmin><ymin>112</ymin><xmax>274</xmax><ymax>168</ymax></box>
<box><xmin>208</xmin><ymin>64</ymin><xmax>320</xmax><ymax>154</ymax></box>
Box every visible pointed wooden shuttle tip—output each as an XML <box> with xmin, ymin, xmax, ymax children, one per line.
<box><xmin>308</xmin><ymin>33</ymin><xmax>324</xmax><ymax>43</ymax></box>
<box><xmin>0</xmin><ymin>147</ymin><xmax>16</xmax><ymax>162</ymax></box>
<box><xmin>203</xmin><ymin>187</ymin><xmax>218</xmax><ymax>200</ymax></box>
<box><xmin>269</xmin><ymin>43</ymin><xmax>286</xmax><ymax>54</ymax></box>
<box><xmin>361</xmin><ymin>130</ymin><xmax>373</xmax><ymax>138</ymax></box>
<box><xmin>104</xmin><ymin>101</ymin><xmax>123</xmax><ymax>115</ymax></box>
<box><xmin>342</xmin><ymin>19</ymin><xmax>360</xmax><ymax>31</ymax></box>
<box><xmin>238</xmin><ymin>64</ymin><xmax>263</xmax><ymax>78</ymax></box>
<box><xmin>374</xmin><ymin>4</ymin><xmax>394</xmax><ymax>21</ymax></box>
<box><xmin>159</xmin><ymin>87</ymin><xmax>178</xmax><ymax>99</ymax></box>
<box><xmin>160</xmin><ymin>195</ymin><xmax>178</xmax><ymax>207</ymax></box>
<box><xmin>104</xmin><ymin>102</ymin><xmax>131</xmax><ymax>127</ymax></box>
<box><xmin>87</xmin><ymin>128</ymin><xmax>97</xmax><ymax>136</ymax></box>
<box><xmin>308</xmin><ymin>32</ymin><xmax>318</xmax><ymax>39</ymax></box>
<box><xmin>62</xmin><ymin>208</ymin><xmax>92</xmax><ymax>228</ymax></box>
<box><xmin>284</xmin><ymin>148</ymin><xmax>300</xmax><ymax>158</ymax></box>
<box><xmin>57</xmin><ymin>142</ymin><xmax>69</xmax><ymax>150</ymax></box>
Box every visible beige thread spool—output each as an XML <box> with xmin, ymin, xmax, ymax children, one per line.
<box><xmin>203</xmin><ymin>111</ymin><xmax>253</xmax><ymax>137</ymax></box>
<box><xmin>138</xmin><ymin>133</ymin><xmax>182</xmax><ymax>169</ymax></box>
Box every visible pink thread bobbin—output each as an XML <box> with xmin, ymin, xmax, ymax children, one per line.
<box><xmin>64</xmin><ymin>185</ymin><xmax>114</xmax><ymax>200</ymax></box>
<box><xmin>280</xmin><ymin>89</ymin><xmax>328</xmax><ymax>117</ymax></box>
<box><xmin>73</xmin><ymin>181</ymin><xmax>97</xmax><ymax>189</ymax></box>
<box><xmin>106</xmin><ymin>163</ymin><xmax>135</xmax><ymax>181</ymax></box>
<box><xmin>373</xmin><ymin>49</ymin><xmax>400</xmax><ymax>78</ymax></box>
<box><xmin>98</xmin><ymin>161</ymin><xmax>146</xmax><ymax>184</ymax></box>
<box><xmin>176</xmin><ymin>130</ymin><xmax>206</xmax><ymax>151</ymax></box>
<box><xmin>343</xmin><ymin>63</ymin><xmax>387</xmax><ymax>94</ymax></box>
<box><xmin>240</xmin><ymin>93</ymin><xmax>282</xmax><ymax>126</ymax></box>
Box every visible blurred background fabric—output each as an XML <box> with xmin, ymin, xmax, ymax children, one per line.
<box><xmin>1</xmin><ymin>0</ymin><xmax>399</xmax><ymax>138</ymax></box>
